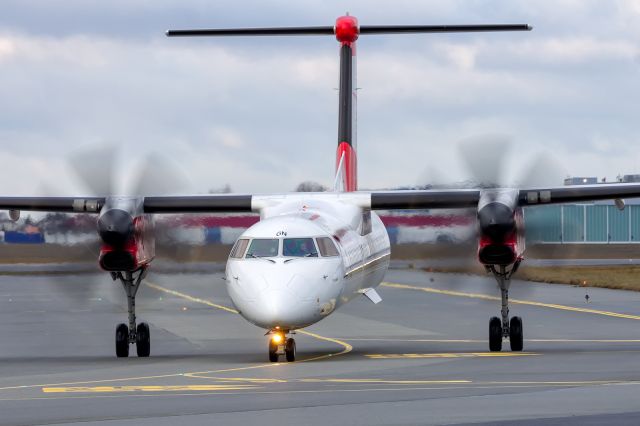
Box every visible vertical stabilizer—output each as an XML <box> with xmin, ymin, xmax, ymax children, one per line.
<box><xmin>335</xmin><ymin>15</ymin><xmax>358</xmax><ymax>192</ymax></box>
<box><xmin>166</xmin><ymin>19</ymin><xmax>530</xmax><ymax>194</ymax></box>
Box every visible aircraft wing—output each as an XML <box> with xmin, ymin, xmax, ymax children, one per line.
<box><xmin>514</xmin><ymin>184</ymin><xmax>640</xmax><ymax>206</ymax></box>
<box><xmin>0</xmin><ymin>195</ymin><xmax>255</xmax><ymax>214</ymax></box>
<box><xmin>370</xmin><ymin>183</ymin><xmax>640</xmax><ymax>210</ymax></box>
<box><xmin>1</xmin><ymin>183</ymin><xmax>640</xmax><ymax>214</ymax></box>
<box><xmin>0</xmin><ymin>197</ymin><xmax>106</xmax><ymax>213</ymax></box>
<box><xmin>370</xmin><ymin>190</ymin><xmax>480</xmax><ymax>209</ymax></box>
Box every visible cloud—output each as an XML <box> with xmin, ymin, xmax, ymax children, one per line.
<box><xmin>1</xmin><ymin>1</ymin><xmax>640</xmax><ymax>195</ymax></box>
<box><xmin>208</xmin><ymin>127</ymin><xmax>245</xmax><ymax>148</ymax></box>
<box><xmin>0</xmin><ymin>37</ymin><xmax>15</xmax><ymax>60</ymax></box>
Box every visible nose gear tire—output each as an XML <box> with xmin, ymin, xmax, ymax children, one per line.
<box><xmin>285</xmin><ymin>338</ymin><xmax>296</xmax><ymax>362</ymax></box>
<box><xmin>268</xmin><ymin>339</ymin><xmax>279</xmax><ymax>362</ymax></box>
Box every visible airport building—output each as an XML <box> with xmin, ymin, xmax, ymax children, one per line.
<box><xmin>526</xmin><ymin>175</ymin><xmax>640</xmax><ymax>243</ymax></box>
<box><xmin>525</xmin><ymin>204</ymin><xmax>640</xmax><ymax>243</ymax></box>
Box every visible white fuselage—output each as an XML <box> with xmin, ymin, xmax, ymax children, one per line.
<box><xmin>225</xmin><ymin>194</ymin><xmax>390</xmax><ymax>331</ymax></box>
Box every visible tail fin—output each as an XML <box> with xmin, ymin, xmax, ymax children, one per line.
<box><xmin>167</xmin><ymin>19</ymin><xmax>530</xmax><ymax>193</ymax></box>
<box><xmin>335</xmin><ymin>15</ymin><xmax>358</xmax><ymax>192</ymax></box>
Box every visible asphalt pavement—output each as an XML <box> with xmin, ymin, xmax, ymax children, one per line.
<box><xmin>1</xmin><ymin>266</ymin><xmax>640</xmax><ymax>425</ymax></box>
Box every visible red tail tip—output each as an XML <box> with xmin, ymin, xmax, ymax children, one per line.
<box><xmin>335</xmin><ymin>15</ymin><xmax>359</xmax><ymax>44</ymax></box>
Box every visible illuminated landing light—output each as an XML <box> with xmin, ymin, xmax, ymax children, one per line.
<box><xmin>271</xmin><ymin>333</ymin><xmax>284</xmax><ymax>344</ymax></box>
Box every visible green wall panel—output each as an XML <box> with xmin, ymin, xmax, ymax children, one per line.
<box><xmin>585</xmin><ymin>205</ymin><xmax>607</xmax><ymax>242</ymax></box>
<box><xmin>562</xmin><ymin>205</ymin><xmax>585</xmax><ymax>242</ymax></box>
<box><xmin>524</xmin><ymin>206</ymin><xmax>561</xmax><ymax>242</ymax></box>
<box><xmin>608</xmin><ymin>207</ymin><xmax>630</xmax><ymax>242</ymax></box>
<box><xmin>631</xmin><ymin>205</ymin><xmax>640</xmax><ymax>242</ymax></box>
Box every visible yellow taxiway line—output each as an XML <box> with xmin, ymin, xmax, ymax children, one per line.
<box><xmin>145</xmin><ymin>281</ymin><xmax>239</xmax><ymax>314</ymax></box>
<box><xmin>340</xmin><ymin>338</ymin><xmax>640</xmax><ymax>344</ymax></box>
<box><xmin>42</xmin><ymin>384</ymin><xmax>258</xmax><ymax>393</ymax></box>
<box><xmin>38</xmin><ymin>378</ymin><xmax>638</xmax><ymax>395</ymax></box>
<box><xmin>298</xmin><ymin>378</ymin><xmax>471</xmax><ymax>384</ymax></box>
<box><xmin>145</xmin><ymin>280</ymin><xmax>353</xmax><ymax>366</ymax></box>
<box><xmin>365</xmin><ymin>352</ymin><xmax>539</xmax><ymax>359</ymax></box>
<box><xmin>6</xmin><ymin>278</ymin><xmax>638</xmax><ymax>397</ymax></box>
<box><xmin>381</xmin><ymin>282</ymin><xmax>640</xmax><ymax>321</ymax></box>
<box><xmin>0</xmin><ymin>281</ymin><xmax>352</xmax><ymax>395</ymax></box>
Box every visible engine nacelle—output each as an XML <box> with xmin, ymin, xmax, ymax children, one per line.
<box><xmin>476</xmin><ymin>189</ymin><xmax>524</xmax><ymax>266</ymax></box>
<box><xmin>97</xmin><ymin>197</ymin><xmax>155</xmax><ymax>272</ymax></box>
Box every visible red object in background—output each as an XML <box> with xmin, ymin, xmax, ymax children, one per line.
<box><xmin>380</xmin><ymin>215</ymin><xmax>473</xmax><ymax>227</ymax></box>
<box><xmin>174</xmin><ymin>214</ymin><xmax>472</xmax><ymax>229</ymax></box>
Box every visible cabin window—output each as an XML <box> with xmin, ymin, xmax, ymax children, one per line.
<box><xmin>316</xmin><ymin>237</ymin><xmax>339</xmax><ymax>257</ymax></box>
<box><xmin>246</xmin><ymin>239</ymin><xmax>279</xmax><ymax>258</ymax></box>
<box><xmin>230</xmin><ymin>238</ymin><xmax>249</xmax><ymax>259</ymax></box>
<box><xmin>283</xmin><ymin>238</ymin><xmax>318</xmax><ymax>257</ymax></box>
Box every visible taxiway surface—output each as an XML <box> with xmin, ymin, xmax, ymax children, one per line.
<box><xmin>1</xmin><ymin>266</ymin><xmax>640</xmax><ymax>425</ymax></box>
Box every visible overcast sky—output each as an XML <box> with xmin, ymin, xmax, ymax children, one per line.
<box><xmin>1</xmin><ymin>1</ymin><xmax>639</xmax><ymax>195</ymax></box>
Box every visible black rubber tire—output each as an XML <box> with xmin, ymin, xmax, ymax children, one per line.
<box><xmin>268</xmin><ymin>339</ymin><xmax>279</xmax><ymax>363</ymax></box>
<box><xmin>285</xmin><ymin>338</ymin><xmax>296</xmax><ymax>362</ymax></box>
<box><xmin>489</xmin><ymin>316</ymin><xmax>502</xmax><ymax>352</ymax></box>
<box><xmin>136</xmin><ymin>322</ymin><xmax>151</xmax><ymax>357</ymax></box>
<box><xmin>115</xmin><ymin>323</ymin><xmax>129</xmax><ymax>358</ymax></box>
<box><xmin>509</xmin><ymin>316</ymin><xmax>524</xmax><ymax>352</ymax></box>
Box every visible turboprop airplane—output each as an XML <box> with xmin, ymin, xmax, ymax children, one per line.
<box><xmin>3</xmin><ymin>15</ymin><xmax>640</xmax><ymax>361</ymax></box>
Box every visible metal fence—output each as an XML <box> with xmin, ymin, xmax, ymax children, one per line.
<box><xmin>525</xmin><ymin>204</ymin><xmax>640</xmax><ymax>243</ymax></box>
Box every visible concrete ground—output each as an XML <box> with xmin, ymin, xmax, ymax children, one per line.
<box><xmin>1</xmin><ymin>266</ymin><xmax>640</xmax><ymax>425</ymax></box>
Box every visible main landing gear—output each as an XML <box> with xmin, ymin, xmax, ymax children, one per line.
<box><xmin>487</xmin><ymin>261</ymin><xmax>523</xmax><ymax>352</ymax></box>
<box><xmin>268</xmin><ymin>330</ymin><xmax>296</xmax><ymax>363</ymax></box>
<box><xmin>113</xmin><ymin>267</ymin><xmax>150</xmax><ymax>358</ymax></box>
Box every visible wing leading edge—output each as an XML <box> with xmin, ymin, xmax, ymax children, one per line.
<box><xmin>370</xmin><ymin>183</ymin><xmax>640</xmax><ymax>210</ymax></box>
<box><xmin>0</xmin><ymin>184</ymin><xmax>639</xmax><ymax>214</ymax></box>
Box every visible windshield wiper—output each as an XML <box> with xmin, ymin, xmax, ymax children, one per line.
<box><xmin>246</xmin><ymin>253</ymin><xmax>275</xmax><ymax>263</ymax></box>
<box><xmin>284</xmin><ymin>253</ymin><xmax>318</xmax><ymax>263</ymax></box>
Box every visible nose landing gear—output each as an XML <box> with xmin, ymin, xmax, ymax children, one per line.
<box><xmin>487</xmin><ymin>261</ymin><xmax>523</xmax><ymax>352</ymax></box>
<box><xmin>268</xmin><ymin>330</ymin><xmax>296</xmax><ymax>362</ymax></box>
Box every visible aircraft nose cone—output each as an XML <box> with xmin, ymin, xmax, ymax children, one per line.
<box><xmin>228</xmin><ymin>269</ymin><xmax>319</xmax><ymax>329</ymax></box>
<box><xmin>261</xmin><ymin>289</ymin><xmax>300</xmax><ymax>326</ymax></box>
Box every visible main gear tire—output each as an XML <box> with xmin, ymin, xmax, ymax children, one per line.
<box><xmin>489</xmin><ymin>316</ymin><xmax>502</xmax><ymax>352</ymax></box>
<box><xmin>136</xmin><ymin>322</ymin><xmax>151</xmax><ymax>357</ymax></box>
<box><xmin>509</xmin><ymin>316</ymin><xmax>524</xmax><ymax>352</ymax></box>
<box><xmin>115</xmin><ymin>323</ymin><xmax>129</xmax><ymax>358</ymax></box>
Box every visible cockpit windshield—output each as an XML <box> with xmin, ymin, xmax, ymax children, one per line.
<box><xmin>246</xmin><ymin>239</ymin><xmax>279</xmax><ymax>258</ymax></box>
<box><xmin>283</xmin><ymin>238</ymin><xmax>318</xmax><ymax>257</ymax></box>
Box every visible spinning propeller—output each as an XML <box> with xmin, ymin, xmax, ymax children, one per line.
<box><xmin>43</xmin><ymin>144</ymin><xmax>193</xmax><ymax>304</ymax></box>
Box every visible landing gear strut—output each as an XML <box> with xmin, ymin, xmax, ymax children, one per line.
<box><xmin>487</xmin><ymin>261</ymin><xmax>523</xmax><ymax>352</ymax></box>
<box><xmin>113</xmin><ymin>267</ymin><xmax>150</xmax><ymax>358</ymax></box>
<box><xmin>268</xmin><ymin>331</ymin><xmax>296</xmax><ymax>363</ymax></box>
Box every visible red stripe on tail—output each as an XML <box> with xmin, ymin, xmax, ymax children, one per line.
<box><xmin>336</xmin><ymin>141</ymin><xmax>357</xmax><ymax>192</ymax></box>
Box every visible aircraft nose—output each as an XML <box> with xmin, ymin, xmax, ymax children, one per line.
<box><xmin>228</xmin><ymin>266</ymin><xmax>321</xmax><ymax>329</ymax></box>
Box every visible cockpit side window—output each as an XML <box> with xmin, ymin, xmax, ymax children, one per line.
<box><xmin>316</xmin><ymin>237</ymin><xmax>339</xmax><ymax>257</ymax></box>
<box><xmin>246</xmin><ymin>239</ymin><xmax>279</xmax><ymax>258</ymax></box>
<box><xmin>230</xmin><ymin>238</ymin><xmax>249</xmax><ymax>259</ymax></box>
<box><xmin>283</xmin><ymin>238</ymin><xmax>318</xmax><ymax>257</ymax></box>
